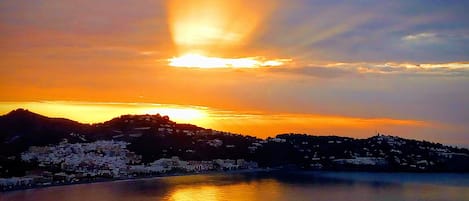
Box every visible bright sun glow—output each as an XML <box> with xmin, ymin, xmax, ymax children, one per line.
<box><xmin>0</xmin><ymin>101</ymin><xmax>429</xmax><ymax>140</ymax></box>
<box><xmin>0</xmin><ymin>101</ymin><xmax>208</xmax><ymax>124</ymax></box>
<box><xmin>167</xmin><ymin>0</ymin><xmax>274</xmax><ymax>53</ymax></box>
<box><xmin>169</xmin><ymin>54</ymin><xmax>290</xmax><ymax>68</ymax></box>
<box><xmin>166</xmin><ymin>0</ymin><xmax>287</xmax><ymax>68</ymax></box>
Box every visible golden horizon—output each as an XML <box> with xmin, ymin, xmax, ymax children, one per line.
<box><xmin>0</xmin><ymin>101</ymin><xmax>435</xmax><ymax>141</ymax></box>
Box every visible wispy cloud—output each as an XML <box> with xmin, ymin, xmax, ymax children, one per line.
<box><xmin>402</xmin><ymin>32</ymin><xmax>437</xmax><ymax>42</ymax></box>
<box><xmin>354</xmin><ymin>62</ymin><xmax>469</xmax><ymax>76</ymax></box>
<box><xmin>268</xmin><ymin>66</ymin><xmax>352</xmax><ymax>78</ymax></box>
<box><xmin>269</xmin><ymin>62</ymin><xmax>469</xmax><ymax>78</ymax></box>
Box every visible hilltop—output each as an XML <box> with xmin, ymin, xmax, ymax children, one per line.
<box><xmin>0</xmin><ymin>109</ymin><xmax>468</xmax><ymax>183</ymax></box>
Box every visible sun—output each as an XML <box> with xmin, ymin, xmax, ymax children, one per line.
<box><xmin>167</xmin><ymin>0</ymin><xmax>270</xmax><ymax>53</ymax></box>
<box><xmin>166</xmin><ymin>0</ymin><xmax>289</xmax><ymax>68</ymax></box>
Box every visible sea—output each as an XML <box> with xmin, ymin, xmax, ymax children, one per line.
<box><xmin>1</xmin><ymin>171</ymin><xmax>468</xmax><ymax>201</ymax></box>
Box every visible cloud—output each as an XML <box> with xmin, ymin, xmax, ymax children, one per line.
<box><xmin>402</xmin><ymin>32</ymin><xmax>437</xmax><ymax>42</ymax></box>
<box><xmin>268</xmin><ymin>66</ymin><xmax>352</xmax><ymax>78</ymax></box>
<box><xmin>269</xmin><ymin>62</ymin><xmax>469</xmax><ymax>78</ymax></box>
<box><xmin>360</xmin><ymin>62</ymin><xmax>469</xmax><ymax>75</ymax></box>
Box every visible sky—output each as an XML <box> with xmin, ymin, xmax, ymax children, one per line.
<box><xmin>0</xmin><ymin>0</ymin><xmax>468</xmax><ymax>145</ymax></box>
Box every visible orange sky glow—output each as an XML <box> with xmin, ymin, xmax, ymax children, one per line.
<box><xmin>166</xmin><ymin>0</ymin><xmax>289</xmax><ymax>68</ymax></box>
<box><xmin>0</xmin><ymin>101</ymin><xmax>448</xmax><ymax>141</ymax></box>
<box><xmin>0</xmin><ymin>0</ymin><xmax>468</xmax><ymax>145</ymax></box>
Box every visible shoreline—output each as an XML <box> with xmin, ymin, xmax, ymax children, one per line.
<box><xmin>3</xmin><ymin>168</ymin><xmax>469</xmax><ymax>193</ymax></box>
<box><xmin>0</xmin><ymin>168</ymin><xmax>272</xmax><ymax>193</ymax></box>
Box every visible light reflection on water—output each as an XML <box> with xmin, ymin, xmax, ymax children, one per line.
<box><xmin>1</xmin><ymin>172</ymin><xmax>469</xmax><ymax>201</ymax></box>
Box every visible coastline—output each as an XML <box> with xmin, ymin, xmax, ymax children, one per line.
<box><xmin>0</xmin><ymin>168</ymin><xmax>272</xmax><ymax>193</ymax></box>
<box><xmin>3</xmin><ymin>168</ymin><xmax>469</xmax><ymax>193</ymax></box>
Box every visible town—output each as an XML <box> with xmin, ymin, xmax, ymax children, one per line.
<box><xmin>1</xmin><ymin>140</ymin><xmax>258</xmax><ymax>191</ymax></box>
<box><xmin>1</xmin><ymin>109</ymin><xmax>468</xmax><ymax>191</ymax></box>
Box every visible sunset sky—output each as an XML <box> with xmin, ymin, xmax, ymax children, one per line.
<box><xmin>0</xmin><ymin>0</ymin><xmax>468</xmax><ymax>145</ymax></box>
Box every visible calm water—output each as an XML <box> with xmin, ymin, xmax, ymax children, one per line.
<box><xmin>1</xmin><ymin>171</ymin><xmax>469</xmax><ymax>201</ymax></box>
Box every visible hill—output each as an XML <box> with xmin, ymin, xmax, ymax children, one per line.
<box><xmin>0</xmin><ymin>109</ymin><xmax>468</xmax><ymax>180</ymax></box>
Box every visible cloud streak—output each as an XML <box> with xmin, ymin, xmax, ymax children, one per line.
<box><xmin>269</xmin><ymin>62</ymin><xmax>469</xmax><ymax>78</ymax></box>
<box><xmin>402</xmin><ymin>32</ymin><xmax>437</xmax><ymax>42</ymax></box>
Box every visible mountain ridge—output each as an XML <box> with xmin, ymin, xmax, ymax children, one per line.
<box><xmin>0</xmin><ymin>108</ymin><xmax>461</xmax><ymax>147</ymax></box>
<box><xmin>1</xmin><ymin>108</ymin><xmax>468</xmax><ymax>178</ymax></box>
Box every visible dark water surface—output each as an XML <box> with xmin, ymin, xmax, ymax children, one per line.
<box><xmin>1</xmin><ymin>171</ymin><xmax>468</xmax><ymax>201</ymax></box>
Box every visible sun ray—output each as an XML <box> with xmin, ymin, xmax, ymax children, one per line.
<box><xmin>166</xmin><ymin>0</ymin><xmax>285</xmax><ymax>68</ymax></box>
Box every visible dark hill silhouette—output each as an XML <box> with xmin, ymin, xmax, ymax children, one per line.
<box><xmin>0</xmin><ymin>109</ymin><xmax>90</xmax><ymax>155</ymax></box>
<box><xmin>0</xmin><ymin>109</ymin><xmax>468</xmax><ymax>174</ymax></box>
<box><xmin>0</xmin><ymin>109</ymin><xmax>208</xmax><ymax>157</ymax></box>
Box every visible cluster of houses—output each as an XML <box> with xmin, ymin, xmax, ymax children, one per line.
<box><xmin>282</xmin><ymin>133</ymin><xmax>466</xmax><ymax>170</ymax></box>
<box><xmin>129</xmin><ymin>157</ymin><xmax>257</xmax><ymax>175</ymax></box>
<box><xmin>1</xmin><ymin>140</ymin><xmax>258</xmax><ymax>190</ymax></box>
<box><xmin>21</xmin><ymin>140</ymin><xmax>142</xmax><ymax>178</ymax></box>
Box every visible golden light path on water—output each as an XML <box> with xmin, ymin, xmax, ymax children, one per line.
<box><xmin>0</xmin><ymin>101</ymin><xmax>428</xmax><ymax>139</ymax></box>
<box><xmin>166</xmin><ymin>182</ymin><xmax>284</xmax><ymax>201</ymax></box>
